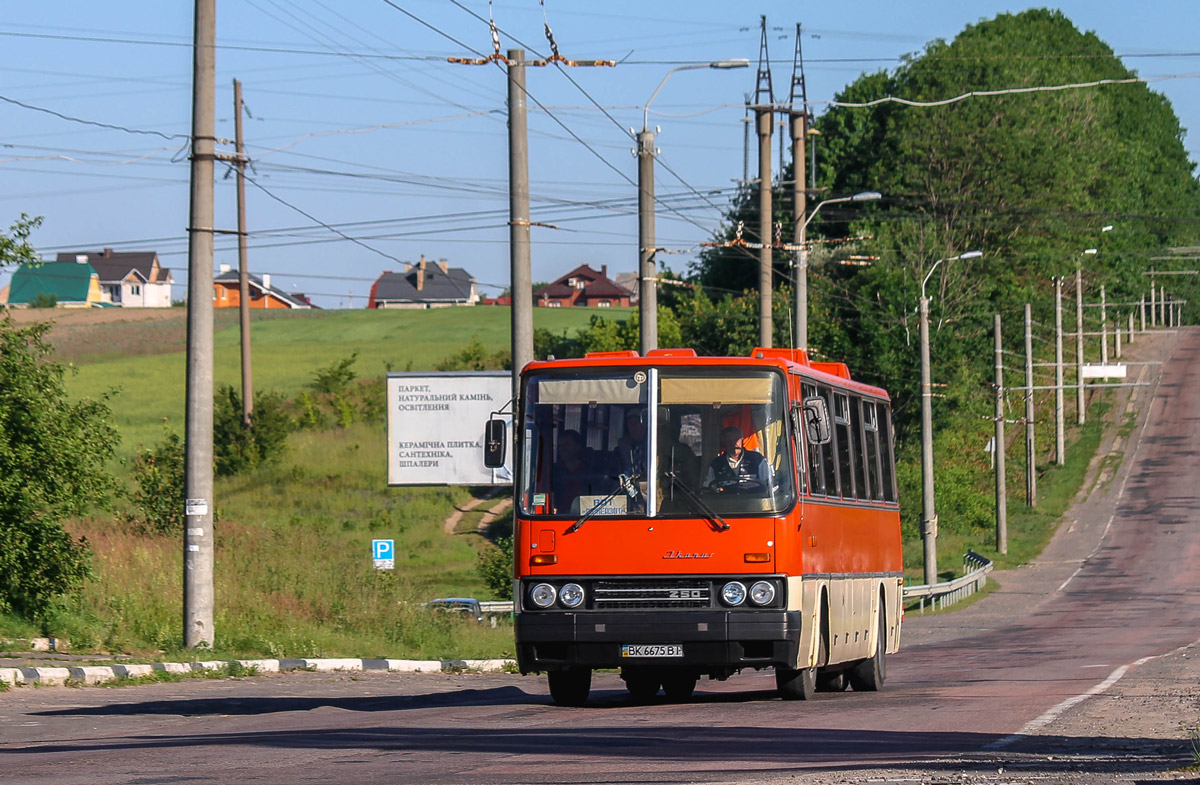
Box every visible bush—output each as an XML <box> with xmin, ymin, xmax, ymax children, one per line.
<box><xmin>435</xmin><ymin>338</ymin><xmax>509</xmax><ymax>371</ymax></box>
<box><xmin>27</xmin><ymin>293</ymin><xmax>57</xmax><ymax>309</ymax></box>
<box><xmin>0</xmin><ymin>314</ymin><xmax>117</xmax><ymax>618</ymax></box>
<box><xmin>476</xmin><ymin>536</ymin><xmax>513</xmax><ymax>601</ymax></box>
<box><xmin>213</xmin><ymin>385</ymin><xmax>293</xmax><ymax>476</ymax></box>
<box><xmin>130</xmin><ymin>429</ymin><xmax>185</xmax><ymax>534</ymax></box>
<box><xmin>310</xmin><ymin>354</ymin><xmax>358</xmax><ymax>394</ymax></box>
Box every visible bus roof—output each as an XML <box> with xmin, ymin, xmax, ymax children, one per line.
<box><xmin>523</xmin><ymin>346</ymin><xmax>890</xmax><ymax>400</ymax></box>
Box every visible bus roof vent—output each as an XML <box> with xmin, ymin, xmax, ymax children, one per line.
<box><xmin>751</xmin><ymin>347</ymin><xmax>810</xmax><ymax>366</ymax></box>
<box><xmin>811</xmin><ymin>361</ymin><xmax>852</xmax><ymax>379</ymax></box>
<box><xmin>645</xmin><ymin>348</ymin><xmax>697</xmax><ymax>358</ymax></box>
<box><xmin>584</xmin><ymin>350</ymin><xmax>641</xmax><ymax>359</ymax></box>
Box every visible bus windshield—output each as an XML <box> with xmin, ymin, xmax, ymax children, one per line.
<box><xmin>518</xmin><ymin>367</ymin><xmax>794</xmax><ymax>518</ymax></box>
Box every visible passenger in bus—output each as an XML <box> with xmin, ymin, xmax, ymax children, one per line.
<box><xmin>661</xmin><ymin>413</ymin><xmax>700</xmax><ymax>490</ymax></box>
<box><xmin>615</xmin><ymin>408</ymin><xmax>648</xmax><ymax>477</ymax></box>
<box><xmin>552</xmin><ymin>429</ymin><xmax>602</xmax><ymax>513</ymax></box>
<box><xmin>704</xmin><ymin>425</ymin><xmax>772</xmax><ymax>494</ymax></box>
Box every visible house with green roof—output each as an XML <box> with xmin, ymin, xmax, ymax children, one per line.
<box><xmin>6</xmin><ymin>261</ymin><xmax>103</xmax><ymax>308</ymax></box>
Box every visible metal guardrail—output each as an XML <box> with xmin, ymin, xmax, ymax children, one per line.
<box><xmin>902</xmin><ymin>550</ymin><xmax>994</xmax><ymax>613</ymax></box>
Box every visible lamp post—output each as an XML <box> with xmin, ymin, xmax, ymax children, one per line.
<box><xmin>796</xmin><ymin>191</ymin><xmax>881</xmax><ymax>350</ymax></box>
<box><xmin>919</xmin><ymin>249</ymin><xmax>982</xmax><ymax>585</ymax></box>
<box><xmin>637</xmin><ymin>59</ymin><xmax>748</xmax><ymax>354</ymax></box>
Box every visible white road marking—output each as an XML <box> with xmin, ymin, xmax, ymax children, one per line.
<box><xmin>985</xmin><ymin>638</ymin><xmax>1200</xmax><ymax>750</ymax></box>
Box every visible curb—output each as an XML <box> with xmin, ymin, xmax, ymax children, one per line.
<box><xmin>0</xmin><ymin>657</ymin><xmax>515</xmax><ymax>689</ymax></box>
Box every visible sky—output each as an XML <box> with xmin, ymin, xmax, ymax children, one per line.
<box><xmin>2</xmin><ymin>1</ymin><xmax>1199</xmax><ymax>308</ymax></box>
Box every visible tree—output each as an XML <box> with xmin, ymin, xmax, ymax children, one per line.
<box><xmin>213</xmin><ymin>385</ymin><xmax>293</xmax><ymax>476</ymax></box>
<box><xmin>0</xmin><ymin>315</ymin><xmax>118</xmax><ymax>618</ymax></box>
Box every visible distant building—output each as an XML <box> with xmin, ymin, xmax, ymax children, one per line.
<box><xmin>535</xmin><ymin>264</ymin><xmax>632</xmax><ymax>308</ymax></box>
<box><xmin>613</xmin><ymin>271</ymin><xmax>639</xmax><ymax>305</ymax></box>
<box><xmin>368</xmin><ymin>256</ymin><xmax>479</xmax><ymax>309</ymax></box>
<box><xmin>213</xmin><ymin>267</ymin><xmax>314</xmax><ymax>309</ymax></box>
<box><xmin>6</xmin><ymin>260</ymin><xmax>103</xmax><ymax>308</ymax></box>
<box><xmin>55</xmin><ymin>248</ymin><xmax>173</xmax><ymax>307</ymax></box>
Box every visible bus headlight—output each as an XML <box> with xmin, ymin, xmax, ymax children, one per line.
<box><xmin>749</xmin><ymin>580</ymin><xmax>776</xmax><ymax>606</ymax></box>
<box><xmin>559</xmin><ymin>583</ymin><xmax>585</xmax><ymax>608</ymax></box>
<box><xmin>529</xmin><ymin>583</ymin><xmax>557</xmax><ymax>609</ymax></box>
<box><xmin>721</xmin><ymin>581</ymin><xmax>747</xmax><ymax>606</ymax></box>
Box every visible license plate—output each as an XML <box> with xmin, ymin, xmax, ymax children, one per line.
<box><xmin>621</xmin><ymin>644</ymin><xmax>683</xmax><ymax>658</ymax></box>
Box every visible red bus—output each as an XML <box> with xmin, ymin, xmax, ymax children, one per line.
<box><xmin>488</xmin><ymin>347</ymin><xmax>903</xmax><ymax>705</ymax></box>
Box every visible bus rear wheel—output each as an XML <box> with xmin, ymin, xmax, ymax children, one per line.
<box><xmin>547</xmin><ymin>667</ymin><xmax>592</xmax><ymax>706</ymax></box>
<box><xmin>848</xmin><ymin>606</ymin><xmax>887</xmax><ymax>692</ymax></box>
<box><xmin>621</xmin><ymin>667</ymin><xmax>661</xmax><ymax>701</ymax></box>
<box><xmin>816</xmin><ymin>669</ymin><xmax>848</xmax><ymax>692</ymax></box>
<box><xmin>661</xmin><ymin>672</ymin><xmax>698</xmax><ymax>702</ymax></box>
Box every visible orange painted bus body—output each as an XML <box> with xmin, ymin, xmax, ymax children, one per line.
<box><xmin>509</xmin><ymin>348</ymin><xmax>903</xmax><ymax>703</ymax></box>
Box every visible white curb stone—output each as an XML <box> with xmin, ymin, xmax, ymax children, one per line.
<box><xmin>302</xmin><ymin>658</ymin><xmax>363</xmax><ymax>672</ymax></box>
<box><xmin>69</xmin><ymin>666</ymin><xmax>116</xmax><ymax>685</ymax></box>
<box><xmin>2</xmin><ymin>657</ymin><xmax>517</xmax><ymax>687</ymax></box>
<box><xmin>113</xmin><ymin>664</ymin><xmax>155</xmax><ymax>679</ymax></box>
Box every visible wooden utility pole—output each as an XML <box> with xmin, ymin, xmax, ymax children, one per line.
<box><xmin>184</xmin><ymin>0</ymin><xmax>216</xmax><ymax>649</ymax></box>
<box><xmin>1024</xmin><ymin>303</ymin><xmax>1036</xmax><ymax>507</ymax></box>
<box><xmin>233</xmin><ymin>78</ymin><xmax>253</xmax><ymax>427</ymax></box>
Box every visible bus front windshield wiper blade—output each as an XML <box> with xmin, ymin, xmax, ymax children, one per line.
<box><xmin>565</xmin><ymin>472</ymin><xmax>640</xmax><ymax>534</ymax></box>
<box><xmin>663</xmin><ymin>471</ymin><xmax>730</xmax><ymax>532</ymax></box>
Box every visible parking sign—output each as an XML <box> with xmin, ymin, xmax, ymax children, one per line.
<box><xmin>372</xmin><ymin>539</ymin><xmax>395</xmax><ymax>570</ymax></box>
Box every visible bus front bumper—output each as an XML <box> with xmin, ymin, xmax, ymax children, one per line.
<box><xmin>515</xmin><ymin>610</ymin><xmax>801</xmax><ymax>673</ymax></box>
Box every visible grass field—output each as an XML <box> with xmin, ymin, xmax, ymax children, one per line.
<box><xmin>63</xmin><ymin>306</ymin><xmax>622</xmax><ymax>456</ymax></box>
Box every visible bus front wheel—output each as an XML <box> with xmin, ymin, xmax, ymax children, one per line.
<box><xmin>548</xmin><ymin>667</ymin><xmax>592</xmax><ymax>706</ymax></box>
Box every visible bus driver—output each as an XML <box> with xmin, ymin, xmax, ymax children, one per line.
<box><xmin>704</xmin><ymin>425</ymin><xmax>772</xmax><ymax>494</ymax></box>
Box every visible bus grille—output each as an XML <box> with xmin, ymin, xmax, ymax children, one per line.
<box><xmin>592</xmin><ymin>580</ymin><xmax>711</xmax><ymax>610</ymax></box>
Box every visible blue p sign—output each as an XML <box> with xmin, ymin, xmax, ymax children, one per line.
<box><xmin>373</xmin><ymin>539</ymin><xmax>394</xmax><ymax>560</ymax></box>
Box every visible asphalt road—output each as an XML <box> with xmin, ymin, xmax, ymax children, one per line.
<box><xmin>2</xmin><ymin>329</ymin><xmax>1198</xmax><ymax>785</ymax></box>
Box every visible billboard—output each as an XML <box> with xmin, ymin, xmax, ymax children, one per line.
<box><xmin>386</xmin><ymin>371</ymin><xmax>512</xmax><ymax>486</ymax></box>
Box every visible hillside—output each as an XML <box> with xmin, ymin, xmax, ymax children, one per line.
<box><xmin>52</xmin><ymin>305</ymin><xmax>621</xmax><ymax>454</ymax></box>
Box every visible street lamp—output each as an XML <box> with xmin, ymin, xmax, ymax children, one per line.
<box><xmin>796</xmin><ymin>191</ymin><xmax>881</xmax><ymax>350</ymax></box>
<box><xmin>637</xmin><ymin>59</ymin><xmax>749</xmax><ymax>354</ymax></box>
<box><xmin>919</xmin><ymin>249</ymin><xmax>982</xmax><ymax>586</ymax></box>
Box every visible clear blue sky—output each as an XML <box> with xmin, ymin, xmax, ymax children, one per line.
<box><xmin>2</xmin><ymin>1</ymin><xmax>1197</xmax><ymax>307</ymax></box>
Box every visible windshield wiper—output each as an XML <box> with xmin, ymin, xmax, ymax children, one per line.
<box><xmin>663</xmin><ymin>471</ymin><xmax>730</xmax><ymax>532</ymax></box>
<box><xmin>565</xmin><ymin>472</ymin><xmax>640</xmax><ymax>534</ymax></box>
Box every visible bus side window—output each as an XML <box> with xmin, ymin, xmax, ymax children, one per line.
<box><xmin>800</xmin><ymin>383</ymin><xmax>824</xmax><ymax>495</ymax></box>
<box><xmin>863</xmin><ymin>400</ymin><xmax>883</xmax><ymax>501</ymax></box>
<box><xmin>819</xmin><ymin>386</ymin><xmax>838</xmax><ymax>496</ymax></box>
<box><xmin>879</xmin><ymin>403</ymin><xmax>897</xmax><ymax>502</ymax></box>
<box><xmin>849</xmin><ymin>395</ymin><xmax>868</xmax><ymax>501</ymax></box>
<box><xmin>833</xmin><ymin>390</ymin><xmax>854</xmax><ymax>499</ymax></box>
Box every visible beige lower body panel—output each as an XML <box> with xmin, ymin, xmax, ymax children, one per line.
<box><xmin>787</xmin><ymin>575</ymin><xmax>902</xmax><ymax>669</ymax></box>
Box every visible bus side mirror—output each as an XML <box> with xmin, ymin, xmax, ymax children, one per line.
<box><xmin>802</xmin><ymin>398</ymin><xmax>832</xmax><ymax>445</ymax></box>
<box><xmin>483</xmin><ymin>419</ymin><xmax>507</xmax><ymax>468</ymax></box>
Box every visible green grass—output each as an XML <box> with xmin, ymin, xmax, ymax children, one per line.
<box><xmin>66</xmin><ymin>306</ymin><xmax>621</xmax><ymax>457</ymax></box>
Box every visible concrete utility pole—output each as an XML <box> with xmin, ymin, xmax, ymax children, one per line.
<box><xmin>1075</xmin><ymin>266</ymin><xmax>1085</xmax><ymax>425</ymax></box>
<box><xmin>918</xmin><ymin>294</ymin><xmax>937</xmax><ymax>584</ymax></box>
<box><xmin>1100</xmin><ymin>285</ymin><xmax>1108</xmax><ymax>365</ymax></box>
<box><xmin>994</xmin><ymin>313</ymin><xmax>1008</xmax><ymax>555</ymax></box>
<box><xmin>1024</xmin><ymin>303</ymin><xmax>1036</xmax><ymax>507</ymax></box>
<box><xmin>917</xmin><ymin>250</ymin><xmax>979</xmax><ymax>585</ymax></box>
<box><xmin>1054</xmin><ymin>277</ymin><xmax>1065</xmax><ymax>466</ymax></box>
<box><xmin>637</xmin><ymin>59</ymin><xmax>747</xmax><ymax>354</ymax></box>
<box><xmin>791</xmin><ymin>109</ymin><xmax>807</xmax><ymax>350</ymax></box>
<box><xmin>233</xmin><ymin>78</ymin><xmax>252</xmax><ymax>427</ymax></box>
<box><xmin>637</xmin><ymin>126</ymin><xmax>656</xmax><ymax>353</ymax></box>
<box><xmin>757</xmin><ymin>105</ymin><xmax>773</xmax><ymax>347</ymax></box>
<box><xmin>1140</xmin><ymin>296</ymin><xmax>1146</xmax><ymax>332</ymax></box>
<box><xmin>184</xmin><ymin>0</ymin><xmax>216</xmax><ymax>650</ymax></box>
<box><xmin>1115</xmin><ymin>315</ymin><xmax>1122</xmax><ymax>358</ymax></box>
<box><xmin>508</xmin><ymin>49</ymin><xmax>533</xmax><ymax>408</ymax></box>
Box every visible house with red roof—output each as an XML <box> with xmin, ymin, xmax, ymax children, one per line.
<box><xmin>534</xmin><ymin>264</ymin><xmax>632</xmax><ymax>308</ymax></box>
